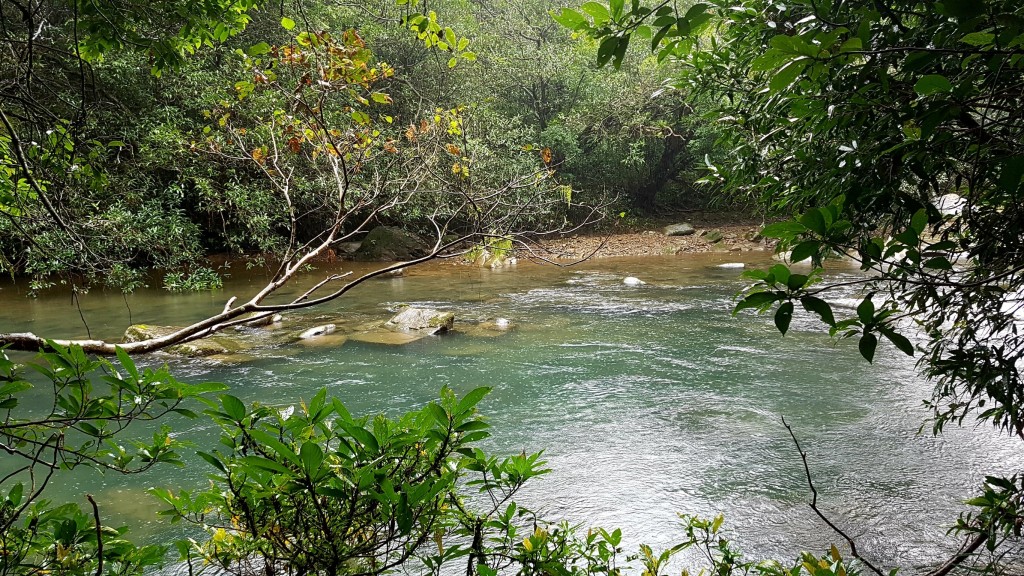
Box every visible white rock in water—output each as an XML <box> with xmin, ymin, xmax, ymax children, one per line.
<box><xmin>623</xmin><ymin>276</ymin><xmax>646</xmax><ymax>286</ymax></box>
<box><xmin>300</xmin><ymin>324</ymin><xmax>336</xmax><ymax>339</ymax></box>
<box><xmin>495</xmin><ymin>317</ymin><xmax>512</xmax><ymax>329</ymax></box>
<box><xmin>717</xmin><ymin>263</ymin><xmax>745</xmax><ymax>269</ymax></box>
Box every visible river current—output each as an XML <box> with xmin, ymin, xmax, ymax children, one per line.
<box><xmin>1</xmin><ymin>253</ymin><xmax>1019</xmax><ymax>572</ymax></box>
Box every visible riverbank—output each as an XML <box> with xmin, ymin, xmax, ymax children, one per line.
<box><xmin>532</xmin><ymin>212</ymin><xmax>769</xmax><ymax>260</ymax></box>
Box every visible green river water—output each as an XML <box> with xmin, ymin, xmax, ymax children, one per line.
<box><xmin>1</xmin><ymin>253</ymin><xmax>1020</xmax><ymax>572</ymax></box>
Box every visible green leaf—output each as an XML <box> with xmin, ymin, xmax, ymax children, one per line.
<box><xmin>910</xmin><ymin>208</ymin><xmax>928</xmax><ymax>235</ymax></box>
<box><xmin>858</xmin><ymin>332</ymin><xmax>878</xmax><ymax>362</ymax></box>
<box><xmin>396</xmin><ymin>491</ymin><xmax>413</xmax><ymax>534</ymax></box>
<box><xmin>115</xmin><ymin>347</ymin><xmax>140</xmax><ymax>382</ymax></box>
<box><xmin>609</xmin><ymin>0</ymin><xmax>624</xmax><ymax>20</ymax></box>
<box><xmin>768</xmin><ymin>263</ymin><xmax>791</xmax><ymax>286</ymax></box>
<box><xmin>299</xmin><ymin>441</ymin><xmax>324</xmax><ymax>474</ymax></box>
<box><xmin>857</xmin><ymin>297</ymin><xmax>875</xmax><ymax>324</ymax></box>
<box><xmin>960</xmin><ymin>32</ymin><xmax>995</xmax><ymax>46</ymax></box>
<box><xmin>281</xmin><ymin>17</ymin><xmax>296</xmax><ymax>30</ymax></box>
<box><xmin>596</xmin><ymin>36</ymin><xmax>619</xmax><ymax>67</ymax></box>
<box><xmin>880</xmin><ymin>328</ymin><xmax>915</xmax><ymax>356</ymax></box>
<box><xmin>787</xmin><ymin>274</ymin><xmax>809</xmax><ymax>291</ymax></box>
<box><xmin>341</xmin><ymin>422</ymin><xmax>380</xmax><ymax>453</ymax></box>
<box><xmin>774</xmin><ymin>302</ymin><xmax>794</xmax><ymax>335</ymax></box>
<box><xmin>914</xmin><ymin>74</ymin><xmax>953</xmax><ymax>96</ymax></box>
<box><xmin>923</xmin><ymin>257</ymin><xmax>954</xmax><ymax>270</ymax></box>
<box><xmin>197</xmin><ymin>451</ymin><xmax>227</xmax><ymax>474</ymax></box>
<box><xmin>800</xmin><ymin>296</ymin><xmax>836</xmax><ymax>326</ymax></box>
<box><xmin>580</xmin><ymin>2</ymin><xmax>611</xmax><ymax>24</ymax></box>
<box><xmin>769</xmin><ymin>59</ymin><xmax>807</xmax><ymax>92</ymax></box>
<box><xmin>456</xmin><ymin>387</ymin><xmax>491</xmax><ymax>415</ymax></box>
<box><xmin>247</xmin><ymin>42</ymin><xmax>272</xmax><ymax>56</ymax></box>
<box><xmin>760</xmin><ymin>221</ymin><xmax>807</xmax><ymax>239</ymax></box>
<box><xmin>0</xmin><ymin>380</ymin><xmax>32</xmax><ymax>397</ymax></box>
<box><xmin>551</xmin><ymin>8</ymin><xmax>587</xmax><ymax>30</ymax></box>
<box><xmin>789</xmin><ymin>240</ymin><xmax>821</xmax><ymax>263</ymax></box>
<box><xmin>219</xmin><ymin>394</ymin><xmax>246</xmax><ymax>421</ymax></box>
<box><xmin>733</xmin><ymin>291</ymin><xmax>782</xmax><ymax>313</ymax></box>
<box><xmin>799</xmin><ymin>208</ymin><xmax>828</xmax><ymax>236</ymax></box>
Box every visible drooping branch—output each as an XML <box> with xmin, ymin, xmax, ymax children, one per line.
<box><xmin>782</xmin><ymin>416</ymin><xmax>885</xmax><ymax>576</ymax></box>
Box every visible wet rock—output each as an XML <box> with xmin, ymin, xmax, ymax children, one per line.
<box><xmin>300</xmin><ymin>324</ymin><xmax>337</xmax><ymax>339</ymax></box>
<box><xmin>123</xmin><ymin>324</ymin><xmax>175</xmax><ymax>343</ymax></box>
<box><xmin>353</xmin><ymin>226</ymin><xmax>428</xmax><ymax>261</ymax></box>
<box><xmin>717</xmin><ymin>262</ymin><xmax>745</xmax><ymax>269</ymax></box>
<box><xmin>705</xmin><ymin>229</ymin><xmax>724</xmax><ymax>243</ymax></box>
<box><xmin>623</xmin><ymin>277</ymin><xmax>646</xmax><ymax>286</ymax></box>
<box><xmin>385</xmin><ymin>307</ymin><xmax>454</xmax><ymax>334</ymax></box>
<box><xmin>349</xmin><ymin>331</ymin><xmax>426</xmax><ymax>345</ymax></box>
<box><xmin>664</xmin><ymin>223</ymin><xmax>696</xmax><ymax>236</ymax></box>
<box><xmin>123</xmin><ymin>324</ymin><xmax>249</xmax><ymax>358</ymax></box>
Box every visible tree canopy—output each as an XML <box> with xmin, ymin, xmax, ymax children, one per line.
<box><xmin>559</xmin><ymin>0</ymin><xmax>1024</xmax><ymax>572</ymax></box>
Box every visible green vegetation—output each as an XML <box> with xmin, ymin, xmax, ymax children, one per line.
<box><xmin>3</xmin><ymin>0</ymin><xmax>1024</xmax><ymax>576</ymax></box>
<box><xmin>562</xmin><ymin>0</ymin><xmax>1024</xmax><ymax>573</ymax></box>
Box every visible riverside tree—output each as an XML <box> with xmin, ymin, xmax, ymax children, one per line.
<box><xmin>0</xmin><ymin>1</ymin><xmax>598</xmax><ymax>353</ymax></box>
<box><xmin>557</xmin><ymin>0</ymin><xmax>1024</xmax><ymax>573</ymax></box>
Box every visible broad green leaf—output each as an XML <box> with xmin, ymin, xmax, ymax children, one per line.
<box><xmin>769</xmin><ymin>59</ymin><xmax>807</xmax><ymax>92</ymax></box>
<box><xmin>881</xmin><ymin>328</ymin><xmax>915</xmax><ymax>356</ymax></box>
<box><xmin>219</xmin><ymin>394</ymin><xmax>246</xmax><ymax>421</ymax></box>
<box><xmin>197</xmin><ymin>451</ymin><xmax>227</xmax><ymax>474</ymax></box>
<box><xmin>341</xmin><ymin>422</ymin><xmax>380</xmax><ymax>453</ymax></box>
<box><xmin>789</xmin><ymin>240</ymin><xmax>820</xmax><ymax>263</ymax></box>
<box><xmin>800</xmin><ymin>296</ymin><xmax>836</xmax><ymax>326</ymax></box>
<box><xmin>456</xmin><ymin>386</ymin><xmax>491</xmax><ymax>415</ymax></box>
<box><xmin>910</xmin><ymin>208</ymin><xmax>928</xmax><ymax>235</ymax></box>
<box><xmin>760</xmin><ymin>220</ymin><xmax>807</xmax><ymax>239</ymax></box>
<box><xmin>774</xmin><ymin>302</ymin><xmax>794</xmax><ymax>335</ymax></box>
<box><xmin>960</xmin><ymin>32</ymin><xmax>994</xmax><ymax>46</ymax></box>
<box><xmin>768</xmin><ymin>263</ymin><xmax>791</xmax><ymax>286</ymax></box>
<box><xmin>281</xmin><ymin>17</ymin><xmax>296</xmax><ymax>30</ymax></box>
<box><xmin>580</xmin><ymin>2</ymin><xmax>610</xmax><ymax>24</ymax></box>
<box><xmin>857</xmin><ymin>297</ymin><xmax>875</xmax><ymax>324</ymax></box>
<box><xmin>914</xmin><ymin>74</ymin><xmax>953</xmax><ymax>96</ymax></box>
<box><xmin>858</xmin><ymin>332</ymin><xmax>878</xmax><ymax>362</ymax></box>
<box><xmin>799</xmin><ymin>208</ymin><xmax>828</xmax><ymax>236</ymax></box>
<box><xmin>551</xmin><ymin>8</ymin><xmax>587</xmax><ymax>30</ymax></box>
<box><xmin>733</xmin><ymin>291</ymin><xmax>782</xmax><ymax>313</ymax></box>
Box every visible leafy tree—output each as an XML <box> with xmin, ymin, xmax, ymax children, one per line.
<box><xmin>0</xmin><ymin>344</ymin><xmax>225</xmax><ymax>576</ymax></box>
<box><xmin>559</xmin><ymin>0</ymin><xmax>1024</xmax><ymax>572</ymax></box>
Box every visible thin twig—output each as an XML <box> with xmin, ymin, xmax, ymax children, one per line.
<box><xmin>86</xmin><ymin>494</ymin><xmax>103</xmax><ymax>576</ymax></box>
<box><xmin>782</xmin><ymin>416</ymin><xmax>884</xmax><ymax>576</ymax></box>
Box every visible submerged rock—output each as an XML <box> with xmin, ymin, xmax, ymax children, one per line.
<box><xmin>664</xmin><ymin>223</ymin><xmax>696</xmax><ymax>236</ymax></box>
<box><xmin>385</xmin><ymin>307</ymin><xmax>454</xmax><ymax>334</ymax></box>
<box><xmin>299</xmin><ymin>324</ymin><xmax>337</xmax><ymax>339</ymax></box>
<box><xmin>122</xmin><ymin>324</ymin><xmax>249</xmax><ymax>358</ymax></box>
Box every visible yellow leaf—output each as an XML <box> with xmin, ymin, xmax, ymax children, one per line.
<box><xmin>522</xmin><ymin>537</ymin><xmax>533</xmax><ymax>552</ymax></box>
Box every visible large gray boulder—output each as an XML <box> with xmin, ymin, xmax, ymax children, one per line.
<box><xmin>664</xmin><ymin>223</ymin><xmax>696</xmax><ymax>236</ymax></box>
<box><xmin>353</xmin><ymin>226</ymin><xmax>428</xmax><ymax>261</ymax></box>
<box><xmin>385</xmin><ymin>307</ymin><xmax>454</xmax><ymax>334</ymax></box>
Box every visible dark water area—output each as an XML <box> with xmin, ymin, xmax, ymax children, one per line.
<box><xmin>1</xmin><ymin>253</ymin><xmax>1019</xmax><ymax>573</ymax></box>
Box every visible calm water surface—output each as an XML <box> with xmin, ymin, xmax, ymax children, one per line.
<box><xmin>1</xmin><ymin>253</ymin><xmax>1019</xmax><ymax>572</ymax></box>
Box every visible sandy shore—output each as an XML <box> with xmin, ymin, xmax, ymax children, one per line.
<box><xmin>532</xmin><ymin>212</ymin><xmax>771</xmax><ymax>260</ymax></box>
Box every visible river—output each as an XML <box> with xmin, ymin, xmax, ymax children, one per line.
<box><xmin>0</xmin><ymin>253</ymin><xmax>1019</xmax><ymax>573</ymax></box>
